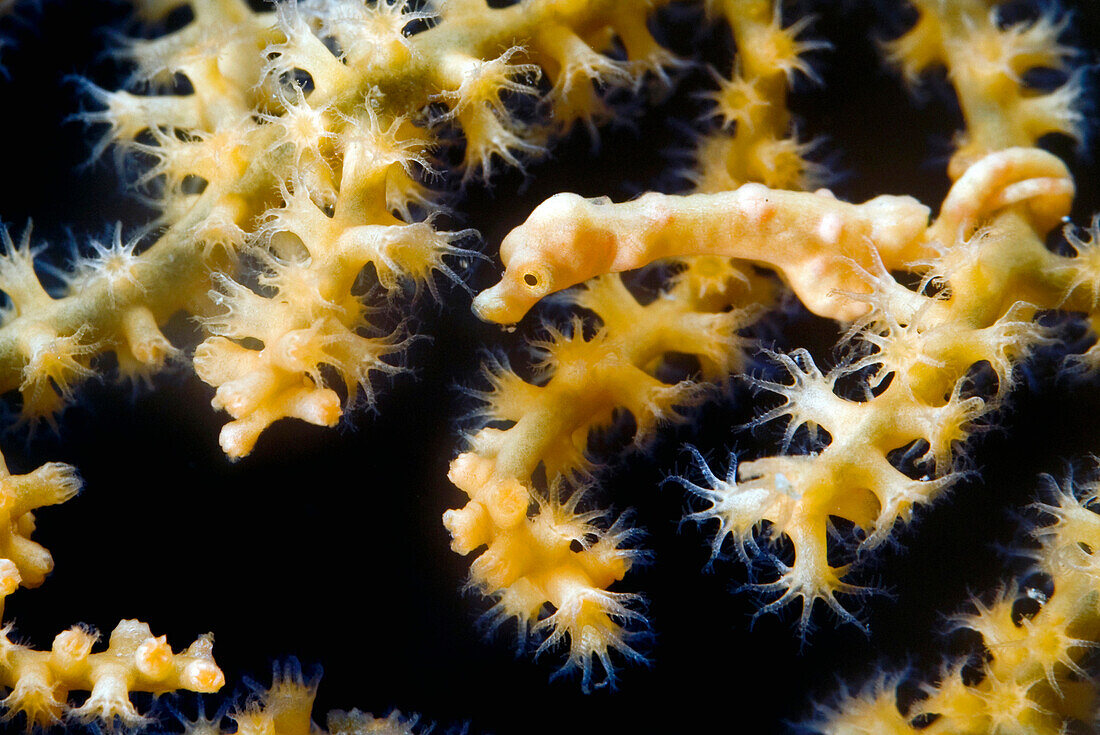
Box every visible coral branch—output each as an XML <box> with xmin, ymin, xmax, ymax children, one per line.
<box><xmin>807</xmin><ymin>472</ymin><xmax>1100</xmax><ymax>735</ymax></box>
<box><xmin>466</xmin><ymin>0</ymin><xmax>1096</xmax><ymax>638</ymax></box>
<box><xmin>0</xmin><ymin>617</ymin><xmax>222</xmax><ymax>728</ymax></box>
<box><xmin>448</xmin><ymin>258</ymin><xmax>774</xmax><ymax>684</ymax></box>
<box><xmin>4</xmin><ymin>0</ymin><xmax>683</xmax><ymax>456</ymax></box>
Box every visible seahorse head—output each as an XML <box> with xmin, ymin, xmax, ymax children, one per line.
<box><xmin>472</xmin><ymin>193</ymin><xmax>616</xmax><ymax>324</ymax></box>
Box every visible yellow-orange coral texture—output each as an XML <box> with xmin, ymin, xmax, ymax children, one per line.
<box><xmin>0</xmin><ymin>0</ymin><xmax>1097</xmax><ymax>733</ymax></box>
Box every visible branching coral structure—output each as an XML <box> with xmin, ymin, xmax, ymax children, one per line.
<box><xmin>479</xmin><ymin>143</ymin><xmax>1081</xmax><ymax>629</ymax></box>
<box><xmin>0</xmin><ymin>0</ymin><xmax>1099</xmax><ymax>733</ymax></box>
<box><xmin>0</xmin><ymin>0</ymin><xmax>687</xmax><ymax>728</ymax></box>
<box><xmin>806</xmin><ymin>471</ymin><xmax>1100</xmax><ymax>735</ymax></box>
<box><xmin>453</xmin><ymin>0</ymin><xmax>1100</xmax><ymax>715</ymax></box>
<box><xmin>68</xmin><ymin>0</ymin><xmax>681</xmax><ymax>459</ymax></box>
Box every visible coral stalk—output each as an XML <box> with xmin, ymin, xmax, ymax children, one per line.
<box><xmin>465</xmin><ymin>0</ymin><xmax>1095</xmax><ymax>638</ymax></box>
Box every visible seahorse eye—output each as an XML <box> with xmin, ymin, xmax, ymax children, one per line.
<box><xmin>519</xmin><ymin>267</ymin><xmax>554</xmax><ymax>296</ymax></box>
<box><xmin>521</xmin><ymin>264</ymin><xmax>553</xmax><ymax>289</ymax></box>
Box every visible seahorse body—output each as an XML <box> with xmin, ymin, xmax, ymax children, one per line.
<box><xmin>472</xmin><ymin>185</ymin><xmax>933</xmax><ymax>325</ymax></box>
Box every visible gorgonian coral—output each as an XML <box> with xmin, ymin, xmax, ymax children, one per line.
<box><xmin>0</xmin><ymin>0</ymin><xmax>1097</xmax><ymax>733</ymax></box>
<box><xmin>455</xmin><ymin>0</ymin><xmax>1100</xmax><ymax>699</ymax></box>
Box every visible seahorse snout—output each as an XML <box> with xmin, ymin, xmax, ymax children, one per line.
<box><xmin>472</xmin><ymin>282</ymin><xmax>535</xmax><ymax>325</ymax></box>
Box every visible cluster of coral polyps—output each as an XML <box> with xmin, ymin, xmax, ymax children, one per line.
<box><xmin>0</xmin><ymin>0</ymin><xmax>687</xmax><ymax>725</ymax></box>
<box><xmin>808</xmin><ymin>474</ymin><xmax>1100</xmax><ymax>735</ymax></box>
<box><xmin>0</xmin><ymin>0</ymin><xmax>679</xmax><ymax>457</ymax></box>
<box><xmin>450</xmin><ymin>0</ymin><xmax>1096</xmax><ymax>691</ymax></box>
<box><xmin>446</xmin><ymin>265</ymin><xmax>771</xmax><ymax>689</ymax></box>
<box><xmin>173</xmin><ymin>663</ymin><xmax>420</xmax><ymax>735</ymax></box>
<box><xmin>444</xmin><ymin>0</ymin><xmax>816</xmax><ymax>689</ymax></box>
<box><xmin>0</xmin><ymin>0</ymin><xmax>1097</xmax><ymax>726</ymax></box>
<box><xmin>0</xmin><ymin>440</ymin><xmax>224</xmax><ymax>728</ymax></box>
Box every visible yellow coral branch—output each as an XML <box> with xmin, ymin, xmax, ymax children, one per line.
<box><xmin>464</xmin><ymin>0</ymin><xmax>1095</xmax><ymax>639</ymax></box>
<box><xmin>808</xmin><ymin>472</ymin><xmax>1100</xmax><ymax>735</ymax></box>
<box><xmin>0</xmin><ymin>0</ymin><xmax>681</xmax><ymax>456</ymax></box>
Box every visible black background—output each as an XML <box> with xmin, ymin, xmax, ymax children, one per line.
<box><xmin>0</xmin><ymin>0</ymin><xmax>1099</xmax><ymax>733</ymax></box>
